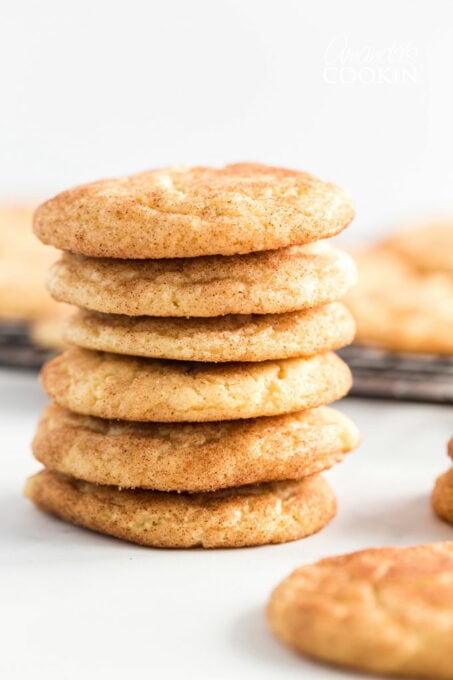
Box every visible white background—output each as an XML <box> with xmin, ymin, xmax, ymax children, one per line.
<box><xmin>2</xmin><ymin>0</ymin><xmax>453</xmax><ymax>240</ymax></box>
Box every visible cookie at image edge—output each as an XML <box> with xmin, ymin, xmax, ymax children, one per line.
<box><xmin>40</xmin><ymin>347</ymin><xmax>352</xmax><ymax>422</ymax></box>
<box><xmin>25</xmin><ymin>470</ymin><xmax>336</xmax><ymax>548</ymax></box>
<box><xmin>32</xmin><ymin>404</ymin><xmax>360</xmax><ymax>491</ymax></box>
<box><xmin>48</xmin><ymin>243</ymin><xmax>357</xmax><ymax>317</ymax></box>
<box><xmin>268</xmin><ymin>542</ymin><xmax>453</xmax><ymax>679</ymax></box>
<box><xmin>33</xmin><ymin>163</ymin><xmax>355</xmax><ymax>259</ymax></box>
<box><xmin>432</xmin><ymin>466</ymin><xmax>453</xmax><ymax>525</ymax></box>
<box><xmin>63</xmin><ymin>302</ymin><xmax>356</xmax><ymax>362</ymax></box>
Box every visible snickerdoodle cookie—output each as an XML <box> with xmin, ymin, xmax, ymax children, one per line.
<box><xmin>40</xmin><ymin>348</ymin><xmax>352</xmax><ymax>422</ymax></box>
<box><xmin>0</xmin><ymin>205</ymin><xmax>57</xmax><ymax>320</ymax></box>
<box><xmin>33</xmin><ymin>163</ymin><xmax>354</xmax><ymax>259</ymax></box>
<box><xmin>32</xmin><ymin>404</ymin><xmax>359</xmax><ymax>491</ymax></box>
<box><xmin>432</xmin><ymin>443</ymin><xmax>453</xmax><ymax>525</ymax></box>
<box><xmin>384</xmin><ymin>220</ymin><xmax>453</xmax><ymax>273</ymax></box>
<box><xmin>346</xmin><ymin>248</ymin><xmax>453</xmax><ymax>354</ymax></box>
<box><xmin>268</xmin><ymin>542</ymin><xmax>453</xmax><ymax>679</ymax></box>
<box><xmin>25</xmin><ymin>470</ymin><xmax>336</xmax><ymax>548</ymax></box>
<box><xmin>63</xmin><ymin>302</ymin><xmax>355</xmax><ymax>362</ymax></box>
<box><xmin>48</xmin><ymin>243</ymin><xmax>357</xmax><ymax>317</ymax></box>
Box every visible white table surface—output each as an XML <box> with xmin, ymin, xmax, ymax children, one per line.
<box><xmin>1</xmin><ymin>367</ymin><xmax>452</xmax><ymax>680</ymax></box>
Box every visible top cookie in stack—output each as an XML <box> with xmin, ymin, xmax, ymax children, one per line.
<box><xmin>26</xmin><ymin>163</ymin><xmax>360</xmax><ymax>549</ymax></box>
<box><xmin>33</xmin><ymin>163</ymin><xmax>354</xmax><ymax>258</ymax></box>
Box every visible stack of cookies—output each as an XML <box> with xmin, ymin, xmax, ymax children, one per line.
<box><xmin>25</xmin><ymin>163</ymin><xmax>359</xmax><ymax>549</ymax></box>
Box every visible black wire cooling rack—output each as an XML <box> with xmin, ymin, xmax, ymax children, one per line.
<box><xmin>0</xmin><ymin>322</ymin><xmax>452</xmax><ymax>403</ymax></box>
<box><xmin>339</xmin><ymin>346</ymin><xmax>453</xmax><ymax>404</ymax></box>
<box><xmin>0</xmin><ymin>322</ymin><xmax>54</xmax><ymax>369</ymax></box>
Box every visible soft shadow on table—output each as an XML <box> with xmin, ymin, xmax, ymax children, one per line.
<box><xmin>1</xmin><ymin>491</ymin><xmax>143</xmax><ymax>563</ymax></box>
<box><xmin>231</xmin><ymin>606</ymin><xmax>350</xmax><ymax>678</ymax></box>
<box><xmin>5</xmin><ymin>491</ymin><xmax>262</xmax><ymax>559</ymax></box>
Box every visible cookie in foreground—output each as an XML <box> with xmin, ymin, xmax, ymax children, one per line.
<box><xmin>34</xmin><ymin>163</ymin><xmax>354</xmax><ymax>259</ymax></box>
<box><xmin>48</xmin><ymin>244</ymin><xmax>357</xmax><ymax>317</ymax></box>
<box><xmin>41</xmin><ymin>347</ymin><xmax>352</xmax><ymax>422</ymax></box>
<box><xmin>25</xmin><ymin>470</ymin><xmax>336</xmax><ymax>548</ymax></box>
<box><xmin>268</xmin><ymin>542</ymin><xmax>453</xmax><ymax>679</ymax></box>
<box><xmin>64</xmin><ymin>302</ymin><xmax>355</xmax><ymax>362</ymax></box>
<box><xmin>33</xmin><ymin>404</ymin><xmax>359</xmax><ymax>491</ymax></box>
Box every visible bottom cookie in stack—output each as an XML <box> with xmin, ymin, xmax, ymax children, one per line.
<box><xmin>25</xmin><ymin>472</ymin><xmax>336</xmax><ymax>549</ymax></box>
<box><xmin>26</xmin><ymin>404</ymin><xmax>359</xmax><ymax>548</ymax></box>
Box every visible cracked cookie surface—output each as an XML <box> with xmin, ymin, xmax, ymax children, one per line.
<box><xmin>268</xmin><ymin>542</ymin><xmax>453</xmax><ymax>679</ymax></box>
<box><xmin>33</xmin><ymin>163</ymin><xmax>354</xmax><ymax>259</ymax></box>
<box><xmin>33</xmin><ymin>403</ymin><xmax>359</xmax><ymax>491</ymax></box>
<box><xmin>40</xmin><ymin>347</ymin><xmax>352</xmax><ymax>422</ymax></box>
